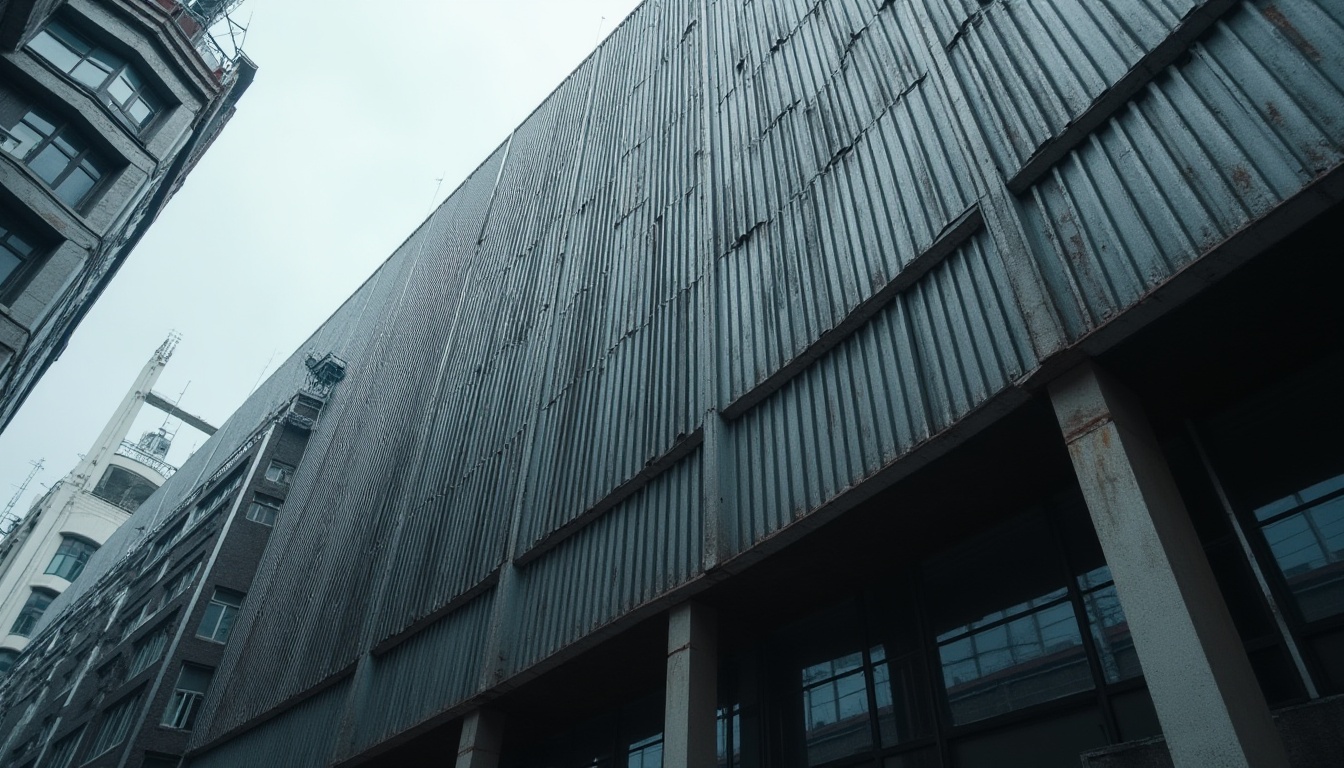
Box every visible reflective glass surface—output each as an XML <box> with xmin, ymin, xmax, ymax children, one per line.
<box><xmin>1261</xmin><ymin>492</ymin><xmax>1344</xmax><ymax>622</ymax></box>
<box><xmin>801</xmin><ymin>651</ymin><xmax>872</xmax><ymax>764</ymax></box>
<box><xmin>1081</xmin><ymin>585</ymin><xmax>1140</xmax><ymax>683</ymax></box>
<box><xmin>939</xmin><ymin>601</ymin><xmax>1092</xmax><ymax>725</ymax></box>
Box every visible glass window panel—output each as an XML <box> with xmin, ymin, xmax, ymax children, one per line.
<box><xmin>29</xmin><ymin>144</ymin><xmax>69</xmax><ymax>184</ymax></box>
<box><xmin>27</xmin><ymin>31</ymin><xmax>81</xmax><ymax>72</ymax></box>
<box><xmin>107</xmin><ymin>73</ymin><xmax>135</xmax><ymax>105</ymax></box>
<box><xmin>940</xmin><ymin>603</ymin><xmax>1093</xmax><ymax>725</ymax></box>
<box><xmin>803</xmin><ymin>668</ymin><xmax>872</xmax><ymax>765</ymax></box>
<box><xmin>54</xmin><ymin>167</ymin><xmax>96</xmax><ymax>207</ymax></box>
<box><xmin>4</xmin><ymin>123</ymin><xmax>41</xmax><ymax>158</ymax></box>
<box><xmin>1081</xmin><ymin>585</ymin><xmax>1141</xmax><ymax>683</ymax></box>
<box><xmin>127</xmin><ymin>97</ymin><xmax>154</xmax><ymax>126</ymax></box>
<box><xmin>0</xmin><ymin>251</ymin><xmax>21</xmax><ymax>285</ymax></box>
<box><xmin>1263</xmin><ymin>495</ymin><xmax>1344</xmax><ymax>623</ymax></box>
<box><xmin>48</xmin><ymin>23</ymin><xmax>91</xmax><ymax>54</ymax></box>
<box><xmin>1254</xmin><ymin>473</ymin><xmax>1344</xmax><ymax>522</ymax></box>
<box><xmin>875</xmin><ymin>652</ymin><xmax>932</xmax><ymax>747</ymax></box>
<box><xmin>71</xmin><ymin>59</ymin><xmax>110</xmax><ymax>89</ymax></box>
<box><xmin>21</xmin><ymin>110</ymin><xmax>55</xmax><ymax>137</ymax></box>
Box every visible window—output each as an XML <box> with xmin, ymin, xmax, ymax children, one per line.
<box><xmin>0</xmin><ymin>205</ymin><xmax>43</xmax><ymax>290</ymax></box>
<box><xmin>9</xmin><ymin>588</ymin><xmax>55</xmax><ymax>637</ymax></box>
<box><xmin>27</xmin><ymin>20</ymin><xmax>162</xmax><ymax>129</ymax></box>
<box><xmin>246</xmin><ymin>494</ymin><xmax>282</xmax><ymax>526</ymax></box>
<box><xmin>197</xmin><ymin>587</ymin><xmax>243</xmax><ymax>643</ymax></box>
<box><xmin>128</xmin><ymin>622</ymin><xmax>170</xmax><ymax>677</ymax></box>
<box><xmin>0</xmin><ymin>102</ymin><xmax>109</xmax><ymax>208</ymax></box>
<box><xmin>45</xmin><ymin>535</ymin><xmax>97</xmax><ymax>582</ymax></box>
<box><xmin>92</xmin><ymin>465</ymin><xmax>159</xmax><ymax>512</ymax></box>
<box><xmin>1252</xmin><ymin>473</ymin><xmax>1344</xmax><ymax>624</ymax></box>
<box><xmin>264</xmin><ymin>460</ymin><xmax>295</xmax><ymax>485</ymax></box>
<box><xmin>161</xmin><ymin>561</ymin><xmax>199</xmax><ymax>608</ymax></box>
<box><xmin>123</xmin><ymin>601</ymin><xmax>155</xmax><ymax>640</ymax></box>
<box><xmin>0</xmin><ymin>648</ymin><xmax>17</xmax><ymax>674</ymax></box>
<box><xmin>161</xmin><ymin>663</ymin><xmax>212</xmax><ymax>730</ymax></box>
<box><xmin>44</xmin><ymin>725</ymin><xmax>84</xmax><ymax>768</ymax></box>
<box><xmin>89</xmin><ymin>691</ymin><xmax>142</xmax><ymax>758</ymax></box>
<box><xmin>149</xmin><ymin>518</ymin><xmax>185</xmax><ymax>561</ymax></box>
<box><xmin>191</xmin><ymin>472</ymin><xmax>243</xmax><ymax>523</ymax></box>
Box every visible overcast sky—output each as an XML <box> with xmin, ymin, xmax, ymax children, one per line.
<box><xmin>0</xmin><ymin>0</ymin><xmax>646</xmax><ymax>523</ymax></box>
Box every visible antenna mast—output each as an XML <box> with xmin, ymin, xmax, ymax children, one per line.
<box><xmin>0</xmin><ymin>459</ymin><xmax>45</xmax><ymax>537</ymax></box>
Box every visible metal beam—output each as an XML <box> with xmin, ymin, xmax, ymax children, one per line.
<box><xmin>144</xmin><ymin>391</ymin><xmax>217</xmax><ymax>435</ymax></box>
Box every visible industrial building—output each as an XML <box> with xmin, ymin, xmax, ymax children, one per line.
<box><xmin>0</xmin><ymin>0</ymin><xmax>254</xmax><ymax>432</ymax></box>
<box><xmin>3</xmin><ymin>0</ymin><xmax>1344</xmax><ymax>767</ymax></box>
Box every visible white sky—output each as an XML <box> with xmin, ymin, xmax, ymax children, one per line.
<box><xmin>0</xmin><ymin>0</ymin><xmax>646</xmax><ymax>521</ymax></box>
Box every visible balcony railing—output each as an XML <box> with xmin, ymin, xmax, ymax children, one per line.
<box><xmin>115</xmin><ymin>440</ymin><xmax>177</xmax><ymax>478</ymax></box>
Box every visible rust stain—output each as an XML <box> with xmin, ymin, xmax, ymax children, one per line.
<box><xmin>1261</xmin><ymin>4</ymin><xmax>1322</xmax><ymax>62</ymax></box>
<box><xmin>1230</xmin><ymin>165</ymin><xmax>1252</xmax><ymax>192</ymax></box>
<box><xmin>1265</xmin><ymin>101</ymin><xmax>1284</xmax><ymax>126</ymax></box>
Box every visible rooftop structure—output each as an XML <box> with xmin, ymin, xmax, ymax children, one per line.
<box><xmin>0</xmin><ymin>0</ymin><xmax>255</xmax><ymax>433</ymax></box>
<box><xmin>2</xmin><ymin>1</ymin><xmax>1343</xmax><ymax>768</ymax></box>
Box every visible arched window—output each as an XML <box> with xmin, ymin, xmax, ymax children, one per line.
<box><xmin>9</xmin><ymin>588</ymin><xmax>56</xmax><ymax>637</ymax></box>
<box><xmin>91</xmin><ymin>465</ymin><xmax>158</xmax><ymax>511</ymax></box>
<box><xmin>45</xmin><ymin>535</ymin><xmax>98</xmax><ymax>582</ymax></box>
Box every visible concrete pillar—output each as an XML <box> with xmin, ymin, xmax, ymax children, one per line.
<box><xmin>1049</xmin><ymin>362</ymin><xmax>1288</xmax><ymax>768</ymax></box>
<box><xmin>455</xmin><ymin>709</ymin><xmax>505</xmax><ymax>768</ymax></box>
<box><xmin>664</xmin><ymin>602</ymin><xmax>717</xmax><ymax>768</ymax></box>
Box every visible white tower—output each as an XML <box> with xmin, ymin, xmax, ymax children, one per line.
<box><xmin>0</xmin><ymin>335</ymin><xmax>214</xmax><ymax>670</ymax></box>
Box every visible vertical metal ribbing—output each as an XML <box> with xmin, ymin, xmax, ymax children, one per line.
<box><xmin>697</xmin><ymin>0</ymin><xmax>731</xmax><ymax>572</ymax></box>
<box><xmin>474</xmin><ymin>41</ymin><xmax>610</xmax><ymax>695</ymax></box>
<box><xmin>330</xmin><ymin>137</ymin><xmax>516</xmax><ymax>763</ymax></box>
<box><xmin>896</xmin><ymin>1</ymin><xmax>1067</xmax><ymax>365</ymax></box>
<box><xmin>113</xmin><ymin>422</ymin><xmax>278</xmax><ymax>768</ymax></box>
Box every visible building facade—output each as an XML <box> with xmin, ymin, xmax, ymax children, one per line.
<box><xmin>0</xmin><ymin>380</ymin><xmax>326</xmax><ymax>768</ymax></box>
<box><xmin>0</xmin><ymin>0</ymin><xmax>254</xmax><ymax>433</ymax></box>
<box><xmin>3</xmin><ymin>0</ymin><xmax>1343</xmax><ymax>767</ymax></box>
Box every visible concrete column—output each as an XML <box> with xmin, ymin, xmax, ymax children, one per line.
<box><xmin>455</xmin><ymin>709</ymin><xmax>505</xmax><ymax>768</ymax></box>
<box><xmin>1050</xmin><ymin>362</ymin><xmax>1288</xmax><ymax>768</ymax></box>
<box><xmin>664</xmin><ymin>602</ymin><xmax>717</xmax><ymax>768</ymax></box>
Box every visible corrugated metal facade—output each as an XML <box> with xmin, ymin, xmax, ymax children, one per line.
<box><xmin>25</xmin><ymin>0</ymin><xmax>1333</xmax><ymax>764</ymax></box>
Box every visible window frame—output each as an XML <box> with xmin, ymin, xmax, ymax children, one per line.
<box><xmin>44</xmin><ymin>535</ymin><xmax>98</xmax><ymax>582</ymax></box>
<box><xmin>161</xmin><ymin>663</ymin><xmax>212</xmax><ymax>731</ymax></box>
<box><xmin>25</xmin><ymin>18</ymin><xmax>164</xmax><ymax>132</ymax></box>
<box><xmin>0</xmin><ymin>203</ymin><xmax>48</xmax><ymax>297</ymax></box>
<box><xmin>88</xmin><ymin>689</ymin><xmax>143</xmax><ymax>759</ymax></box>
<box><xmin>246</xmin><ymin>494</ymin><xmax>282</xmax><ymax>526</ymax></box>
<box><xmin>196</xmin><ymin>586</ymin><xmax>243</xmax><ymax>644</ymax></box>
<box><xmin>264</xmin><ymin>460</ymin><xmax>295</xmax><ymax>485</ymax></box>
<box><xmin>0</xmin><ymin>102</ymin><xmax>109</xmax><ymax>210</ymax></box>
<box><xmin>9</xmin><ymin>587</ymin><xmax>56</xmax><ymax>637</ymax></box>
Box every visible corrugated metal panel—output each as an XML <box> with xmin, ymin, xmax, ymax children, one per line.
<box><xmin>351</xmin><ymin>591</ymin><xmax>495</xmax><ymax>756</ymax></box>
<box><xmin>1019</xmin><ymin>0</ymin><xmax>1344</xmax><ymax>340</ymax></box>
<box><xmin>185</xmin><ymin>678</ymin><xmax>350</xmax><ymax>768</ymax></box>
<box><xmin>711</xmin><ymin>0</ymin><xmax>977</xmax><ymax>404</ymax></box>
<box><xmin>729</xmin><ymin>230</ymin><xmax>1034</xmax><ymax>554</ymax></box>
<box><xmin>929</xmin><ymin>0</ymin><xmax>1200</xmax><ymax>178</ymax></box>
<box><xmin>517</xmin><ymin>0</ymin><xmax>707</xmax><ymax>555</ymax></box>
<box><xmin>509</xmin><ymin>450</ymin><xmax>702</xmax><ymax>676</ymax></box>
<box><xmin>193</xmin><ymin>143</ymin><xmax>512</xmax><ymax>743</ymax></box>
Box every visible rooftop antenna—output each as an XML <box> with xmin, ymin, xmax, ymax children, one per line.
<box><xmin>159</xmin><ymin>380</ymin><xmax>192</xmax><ymax>441</ymax></box>
<box><xmin>0</xmin><ymin>459</ymin><xmax>45</xmax><ymax>536</ymax></box>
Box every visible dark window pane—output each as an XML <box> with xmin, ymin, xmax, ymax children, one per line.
<box><xmin>1263</xmin><ymin>494</ymin><xmax>1344</xmax><ymax>622</ymax></box>
<box><xmin>940</xmin><ymin>603</ymin><xmax>1093</xmax><ymax>725</ymax></box>
<box><xmin>1309</xmin><ymin>627</ymin><xmax>1344</xmax><ymax>694</ymax></box>
<box><xmin>952</xmin><ymin>708</ymin><xmax>1108</xmax><ymax>768</ymax></box>
<box><xmin>1246</xmin><ymin>645</ymin><xmax>1307</xmax><ymax>705</ymax></box>
<box><xmin>49</xmin><ymin>23</ymin><xmax>91</xmax><ymax>55</ymax></box>
<box><xmin>0</xmin><ymin>251</ymin><xmax>21</xmax><ymax>285</ymax></box>
<box><xmin>875</xmin><ymin>652</ymin><xmax>932</xmax><ymax>746</ymax></box>
<box><xmin>883</xmin><ymin>747</ymin><xmax>940</xmax><ymax>768</ymax></box>
<box><xmin>1081</xmin><ymin>585</ymin><xmax>1141</xmax><ymax>683</ymax></box>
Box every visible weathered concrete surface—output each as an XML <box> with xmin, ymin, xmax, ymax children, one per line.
<box><xmin>454</xmin><ymin>709</ymin><xmax>504</xmax><ymax>768</ymax></box>
<box><xmin>663</xmin><ymin>602</ymin><xmax>716</xmax><ymax>768</ymax></box>
<box><xmin>1083</xmin><ymin>696</ymin><xmax>1344</xmax><ymax>768</ymax></box>
<box><xmin>1051</xmin><ymin>362</ymin><xmax>1289</xmax><ymax>768</ymax></box>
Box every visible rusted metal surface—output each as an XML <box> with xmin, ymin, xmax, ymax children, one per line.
<box><xmin>1019</xmin><ymin>0</ymin><xmax>1344</xmax><ymax>340</ymax></box>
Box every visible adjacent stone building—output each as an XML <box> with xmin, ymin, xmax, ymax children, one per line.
<box><xmin>0</xmin><ymin>0</ymin><xmax>254</xmax><ymax>432</ymax></box>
